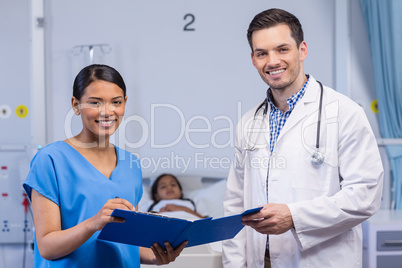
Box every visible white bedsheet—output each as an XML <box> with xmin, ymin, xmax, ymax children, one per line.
<box><xmin>158</xmin><ymin>210</ymin><xmax>201</xmax><ymax>221</ymax></box>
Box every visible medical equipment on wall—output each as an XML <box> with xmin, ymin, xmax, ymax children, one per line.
<box><xmin>245</xmin><ymin>81</ymin><xmax>325</xmax><ymax>166</ymax></box>
<box><xmin>70</xmin><ymin>44</ymin><xmax>111</xmax><ymax>65</ymax></box>
<box><xmin>0</xmin><ymin>145</ymin><xmax>35</xmax><ymax>245</ymax></box>
<box><xmin>70</xmin><ymin>44</ymin><xmax>112</xmax><ymax>81</ymax></box>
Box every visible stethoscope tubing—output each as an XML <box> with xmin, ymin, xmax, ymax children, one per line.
<box><xmin>249</xmin><ymin>80</ymin><xmax>325</xmax><ymax>165</ymax></box>
<box><xmin>315</xmin><ymin>81</ymin><xmax>324</xmax><ymax>150</ymax></box>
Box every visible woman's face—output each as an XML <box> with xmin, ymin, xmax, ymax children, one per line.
<box><xmin>155</xmin><ymin>176</ymin><xmax>182</xmax><ymax>201</ymax></box>
<box><xmin>72</xmin><ymin>80</ymin><xmax>127</xmax><ymax>141</ymax></box>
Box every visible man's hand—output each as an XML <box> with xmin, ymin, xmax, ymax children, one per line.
<box><xmin>242</xmin><ymin>203</ymin><xmax>294</xmax><ymax>235</ymax></box>
<box><xmin>151</xmin><ymin>241</ymin><xmax>187</xmax><ymax>265</ymax></box>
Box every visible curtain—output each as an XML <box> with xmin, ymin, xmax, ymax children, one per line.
<box><xmin>360</xmin><ymin>0</ymin><xmax>402</xmax><ymax>209</ymax></box>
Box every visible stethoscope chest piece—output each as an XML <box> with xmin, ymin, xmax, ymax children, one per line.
<box><xmin>311</xmin><ymin>150</ymin><xmax>324</xmax><ymax>165</ymax></box>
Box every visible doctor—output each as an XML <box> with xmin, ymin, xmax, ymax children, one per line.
<box><xmin>222</xmin><ymin>8</ymin><xmax>383</xmax><ymax>268</ymax></box>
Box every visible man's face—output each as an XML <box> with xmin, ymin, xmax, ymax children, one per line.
<box><xmin>251</xmin><ymin>24</ymin><xmax>307</xmax><ymax>92</ymax></box>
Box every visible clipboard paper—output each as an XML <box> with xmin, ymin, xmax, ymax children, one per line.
<box><xmin>97</xmin><ymin>207</ymin><xmax>262</xmax><ymax>249</ymax></box>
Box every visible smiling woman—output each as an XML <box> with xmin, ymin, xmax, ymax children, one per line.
<box><xmin>67</xmin><ymin>66</ymin><xmax>129</xmax><ymax>178</ymax></box>
<box><xmin>71</xmin><ymin>65</ymin><xmax>127</xmax><ymax>145</ymax></box>
<box><xmin>22</xmin><ymin>64</ymin><xmax>186</xmax><ymax>267</ymax></box>
<box><xmin>71</xmin><ymin>80</ymin><xmax>126</xmax><ymax>147</ymax></box>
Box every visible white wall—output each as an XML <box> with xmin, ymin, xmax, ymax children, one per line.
<box><xmin>43</xmin><ymin>0</ymin><xmax>389</xmax><ymax>204</ymax></box>
<box><xmin>44</xmin><ymin>0</ymin><xmax>335</xmax><ymax>178</ymax></box>
<box><xmin>0</xmin><ymin>0</ymin><xmax>31</xmax><ymax>144</ymax></box>
<box><xmin>0</xmin><ymin>1</ymin><xmax>36</xmax><ymax>268</ymax></box>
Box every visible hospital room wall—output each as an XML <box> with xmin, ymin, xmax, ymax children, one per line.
<box><xmin>44</xmin><ymin>0</ymin><xmax>336</xmax><ymax>180</ymax></box>
<box><xmin>0</xmin><ymin>2</ymin><xmax>386</xmax><ymax>205</ymax></box>
<box><xmin>0</xmin><ymin>0</ymin><xmax>390</xmax><ymax>267</ymax></box>
<box><xmin>40</xmin><ymin>0</ymin><xmax>388</xmax><ymax>204</ymax></box>
<box><xmin>0</xmin><ymin>1</ymin><xmax>388</xmax><ymax>201</ymax></box>
<box><xmin>0</xmin><ymin>0</ymin><xmax>385</xmax><ymax>202</ymax></box>
<box><xmin>0</xmin><ymin>0</ymin><xmax>386</xmax><ymax>216</ymax></box>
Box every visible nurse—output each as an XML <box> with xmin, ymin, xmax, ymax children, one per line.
<box><xmin>222</xmin><ymin>8</ymin><xmax>384</xmax><ymax>268</ymax></box>
<box><xmin>23</xmin><ymin>64</ymin><xmax>186</xmax><ymax>267</ymax></box>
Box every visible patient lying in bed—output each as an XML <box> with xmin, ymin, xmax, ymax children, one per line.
<box><xmin>147</xmin><ymin>173</ymin><xmax>207</xmax><ymax>220</ymax></box>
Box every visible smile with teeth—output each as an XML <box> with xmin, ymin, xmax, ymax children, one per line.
<box><xmin>96</xmin><ymin>119</ymin><xmax>116</xmax><ymax>127</ymax></box>
<box><xmin>267</xmin><ymin>69</ymin><xmax>285</xmax><ymax>75</ymax></box>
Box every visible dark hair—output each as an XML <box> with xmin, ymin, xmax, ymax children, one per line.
<box><xmin>150</xmin><ymin>173</ymin><xmax>183</xmax><ymax>202</ymax></box>
<box><xmin>247</xmin><ymin>8</ymin><xmax>304</xmax><ymax>51</ymax></box>
<box><xmin>73</xmin><ymin>64</ymin><xmax>126</xmax><ymax>100</ymax></box>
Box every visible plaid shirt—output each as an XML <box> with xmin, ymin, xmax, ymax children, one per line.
<box><xmin>266</xmin><ymin>76</ymin><xmax>310</xmax><ymax>153</ymax></box>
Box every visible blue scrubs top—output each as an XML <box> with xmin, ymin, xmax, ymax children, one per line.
<box><xmin>23</xmin><ymin>141</ymin><xmax>143</xmax><ymax>268</ymax></box>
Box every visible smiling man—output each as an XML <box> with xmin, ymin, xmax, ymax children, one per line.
<box><xmin>222</xmin><ymin>8</ymin><xmax>384</xmax><ymax>268</ymax></box>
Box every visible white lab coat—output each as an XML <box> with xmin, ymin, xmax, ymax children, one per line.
<box><xmin>223</xmin><ymin>76</ymin><xmax>384</xmax><ymax>268</ymax></box>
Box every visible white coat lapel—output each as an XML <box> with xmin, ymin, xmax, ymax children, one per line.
<box><xmin>252</xmin><ymin>110</ymin><xmax>270</xmax><ymax>150</ymax></box>
<box><xmin>275</xmin><ymin>78</ymin><xmax>321</xmax><ymax>145</ymax></box>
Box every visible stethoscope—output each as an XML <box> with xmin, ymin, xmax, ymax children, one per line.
<box><xmin>247</xmin><ymin>81</ymin><xmax>325</xmax><ymax>165</ymax></box>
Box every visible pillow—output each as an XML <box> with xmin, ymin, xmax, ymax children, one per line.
<box><xmin>174</xmin><ymin>175</ymin><xmax>204</xmax><ymax>192</ymax></box>
<box><xmin>138</xmin><ymin>179</ymin><xmax>152</xmax><ymax>211</ymax></box>
<box><xmin>190</xmin><ymin>179</ymin><xmax>227</xmax><ymax>219</ymax></box>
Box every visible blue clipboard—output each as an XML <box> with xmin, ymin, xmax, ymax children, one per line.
<box><xmin>97</xmin><ymin>207</ymin><xmax>262</xmax><ymax>249</ymax></box>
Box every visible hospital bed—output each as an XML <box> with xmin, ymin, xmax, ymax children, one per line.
<box><xmin>138</xmin><ymin>175</ymin><xmax>227</xmax><ymax>268</ymax></box>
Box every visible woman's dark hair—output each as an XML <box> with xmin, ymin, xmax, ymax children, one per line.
<box><xmin>150</xmin><ymin>173</ymin><xmax>183</xmax><ymax>202</ymax></box>
<box><xmin>73</xmin><ymin>64</ymin><xmax>126</xmax><ymax>100</ymax></box>
<box><xmin>247</xmin><ymin>8</ymin><xmax>304</xmax><ymax>51</ymax></box>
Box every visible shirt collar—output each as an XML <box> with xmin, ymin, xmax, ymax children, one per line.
<box><xmin>266</xmin><ymin>75</ymin><xmax>310</xmax><ymax>112</ymax></box>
